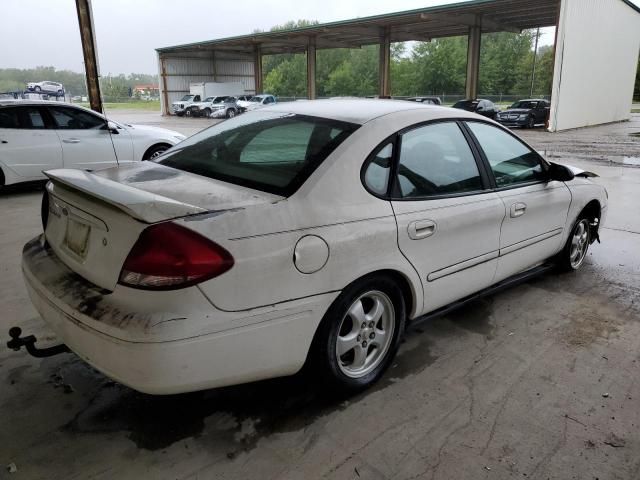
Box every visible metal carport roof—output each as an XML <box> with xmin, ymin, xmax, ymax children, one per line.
<box><xmin>156</xmin><ymin>0</ymin><xmax>562</xmax><ymax>55</ymax></box>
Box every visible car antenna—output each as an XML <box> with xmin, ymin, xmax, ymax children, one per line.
<box><xmin>100</xmin><ymin>95</ymin><xmax>119</xmax><ymax>166</ymax></box>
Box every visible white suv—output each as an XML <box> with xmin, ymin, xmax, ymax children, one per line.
<box><xmin>26</xmin><ymin>81</ymin><xmax>65</xmax><ymax>97</ymax></box>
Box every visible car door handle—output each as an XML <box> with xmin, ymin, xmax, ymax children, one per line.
<box><xmin>510</xmin><ymin>202</ymin><xmax>527</xmax><ymax>218</ymax></box>
<box><xmin>62</xmin><ymin>138</ymin><xmax>80</xmax><ymax>144</ymax></box>
<box><xmin>408</xmin><ymin>220</ymin><xmax>436</xmax><ymax>240</ymax></box>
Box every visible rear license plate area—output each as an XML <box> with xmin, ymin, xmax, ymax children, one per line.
<box><xmin>64</xmin><ymin>218</ymin><xmax>91</xmax><ymax>259</ymax></box>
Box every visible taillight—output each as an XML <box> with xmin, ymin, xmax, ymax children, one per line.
<box><xmin>118</xmin><ymin>222</ymin><xmax>234</xmax><ymax>290</ymax></box>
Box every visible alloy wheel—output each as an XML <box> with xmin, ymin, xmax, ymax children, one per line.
<box><xmin>336</xmin><ymin>290</ymin><xmax>395</xmax><ymax>378</ymax></box>
<box><xmin>569</xmin><ymin>219</ymin><xmax>590</xmax><ymax>269</ymax></box>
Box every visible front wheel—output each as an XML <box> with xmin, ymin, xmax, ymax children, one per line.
<box><xmin>143</xmin><ymin>144</ymin><xmax>170</xmax><ymax>160</ymax></box>
<box><xmin>557</xmin><ymin>217</ymin><xmax>591</xmax><ymax>271</ymax></box>
<box><xmin>203</xmin><ymin>108</ymin><xmax>211</xmax><ymax>117</ymax></box>
<box><xmin>309</xmin><ymin>275</ymin><xmax>405</xmax><ymax>393</ymax></box>
<box><xmin>526</xmin><ymin>116</ymin><xmax>535</xmax><ymax>129</ymax></box>
<box><xmin>34</xmin><ymin>86</ymin><xmax>41</xmax><ymax>92</ymax></box>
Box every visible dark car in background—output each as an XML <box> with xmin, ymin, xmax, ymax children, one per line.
<box><xmin>452</xmin><ymin>99</ymin><xmax>499</xmax><ymax>119</ymax></box>
<box><xmin>496</xmin><ymin>99</ymin><xmax>550</xmax><ymax>128</ymax></box>
<box><xmin>405</xmin><ymin>96</ymin><xmax>442</xmax><ymax>105</ymax></box>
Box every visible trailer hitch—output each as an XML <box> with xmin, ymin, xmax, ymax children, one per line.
<box><xmin>7</xmin><ymin>327</ymin><xmax>70</xmax><ymax>358</ymax></box>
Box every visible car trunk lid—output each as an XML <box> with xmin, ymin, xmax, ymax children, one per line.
<box><xmin>43</xmin><ymin>163</ymin><xmax>282</xmax><ymax>290</ymax></box>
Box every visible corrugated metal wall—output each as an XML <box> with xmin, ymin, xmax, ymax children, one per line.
<box><xmin>158</xmin><ymin>51</ymin><xmax>255</xmax><ymax>114</ymax></box>
<box><xmin>549</xmin><ymin>0</ymin><xmax>640</xmax><ymax>131</ymax></box>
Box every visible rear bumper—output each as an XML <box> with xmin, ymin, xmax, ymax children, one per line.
<box><xmin>22</xmin><ymin>235</ymin><xmax>336</xmax><ymax>394</ymax></box>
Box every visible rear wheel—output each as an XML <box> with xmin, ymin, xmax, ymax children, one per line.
<box><xmin>226</xmin><ymin>109</ymin><xmax>236</xmax><ymax>119</ymax></box>
<box><xmin>558</xmin><ymin>216</ymin><xmax>591</xmax><ymax>271</ymax></box>
<box><xmin>143</xmin><ymin>144</ymin><xmax>171</xmax><ymax>160</ymax></box>
<box><xmin>57</xmin><ymin>90</ymin><xmax>64</xmax><ymax>97</ymax></box>
<box><xmin>310</xmin><ymin>275</ymin><xmax>405</xmax><ymax>393</ymax></box>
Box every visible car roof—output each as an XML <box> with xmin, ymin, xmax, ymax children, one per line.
<box><xmin>515</xmin><ymin>98</ymin><xmax>547</xmax><ymax>102</ymax></box>
<box><xmin>260</xmin><ymin>98</ymin><xmax>475</xmax><ymax>124</ymax></box>
<box><xmin>0</xmin><ymin>99</ymin><xmax>74</xmax><ymax>107</ymax></box>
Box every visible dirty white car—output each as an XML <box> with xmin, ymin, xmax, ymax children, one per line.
<box><xmin>18</xmin><ymin>100</ymin><xmax>606</xmax><ymax>395</ymax></box>
<box><xmin>0</xmin><ymin>101</ymin><xmax>186</xmax><ymax>187</ymax></box>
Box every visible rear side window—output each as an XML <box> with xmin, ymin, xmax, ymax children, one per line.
<box><xmin>49</xmin><ymin>107</ymin><xmax>105</xmax><ymax>129</ymax></box>
<box><xmin>363</xmin><ymin>142</ymin><xmax>393</xmax><ymax>195</ymax></box>
<box><xmin>466</xmin><ymin>122</ymin><xmax>545</xmax><ymax>187</ymax></box>
<box><xmin>396</xmin><ymin>122</ymin><xmax>483</xmax><ymax>198</ymax></box>
<box><xmin>158</xmin><ymin>112</ymin><xmax>359</xmax><ymax>196</ymax></box>
<box><xmin>0</xmin><ymin>108</ymin><xmax>20</xmax><ymax>128</ymax></box>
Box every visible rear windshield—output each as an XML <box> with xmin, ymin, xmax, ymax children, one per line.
<box><xmin>158</xmin><ymin>112</ymin><xmax>359</xmax><ymax>196</ymax></box>
<box><xmin>510</xmin><ymin>101</ymin><xmax>538</xmax><ymax>109</ymax></box>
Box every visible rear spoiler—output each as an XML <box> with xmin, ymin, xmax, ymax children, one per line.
<box><xmin>45</xmin><ymin>169</ymin><xmax>207</xmax><ymax>224</ymax></box>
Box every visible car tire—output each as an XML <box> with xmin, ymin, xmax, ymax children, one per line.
<box><xmin>309</xmin><ymin>274</ymin><xmax>406</xmax><ymax>394</ymax></box>
<box><xmin>57</xmin><ymin>90</ymin><xmax>64</xmax><ymax>98</ymax></box>
<box><xmin>203</xmin><ymin>108</ymin><xmax>211</xmax><ymax>117</ymax></box>
<box><xmin>557</xmin><ymin>215</ymin><xmax>591</xmax><ymax>271</ymax></box>
<box><xmin>527</xmin><ymin>116</ymin><xmax>535</xmax><ymax>129</ymax></box>
<box><xmin>34</xmin><ymin>86</ymin><xmax>41</xmax><ymax>92</ymax></box>
<box><xmin>143</xmin><ymin>144</ymin><xmax>171</xmax><ymax>160</ymax></box>
<box><xmin>226</xmin><ymin>109</ymin><xmax>236</xmax><ymax>119</ymax></box>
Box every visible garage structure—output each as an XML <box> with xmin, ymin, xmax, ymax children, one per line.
<box><xmin>156</xmin><ymin>0</ymin><xmax>640</xmax><ymax>132</ymax></box>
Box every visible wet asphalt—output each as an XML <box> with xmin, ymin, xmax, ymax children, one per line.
<box><xmin>0</xmin><ymin>112</ymin><xmax>638</xmax><ymax>480</ymax></box>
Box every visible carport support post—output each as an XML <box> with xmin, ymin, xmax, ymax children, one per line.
<box><xmin>253</xmin><ymin>45</ymin><xmax>263</xmax><ymax>94</ymax></box>
<box><xmin>75</xmin><ymin>0</ymin><xmax>103</xmax><ymax>113</ymax></box>
<box><xmin>379</xmin><ymin>27</ymin><xmax>391</xmax><ymax>98</ymax></box>
<box><xmin>307</xmin><ymin>36</ymin><xmax>317</xmax><ymax>100</ymax></box>
<box><xmin>465</xmin><ymin>18</ymin><xmax>482</xmax><ymax>100</ymax></box>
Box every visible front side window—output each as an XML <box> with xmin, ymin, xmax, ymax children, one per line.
<box><xmin>158</xmin><ymin>112</ymin><xmax>359</xmax><ymax>196</ymax></box>
<box><xmin>49</xmin><ymin>107</ymin><xmax>105</xmax><ymax>129</ymax></box>
<box><xmin>363</xmin><ymin>142</ymin><xmax>393</xmax><ymax>196</ymax></box>
<box><xmin>396</xmin><ymin>122</ymin><xmax>483</xmax><ymax>198</ymax></box>
<box><xmin>466</xmin><ymin>122</ymin><xmax>545</xmax><ymax>187</ymax></box>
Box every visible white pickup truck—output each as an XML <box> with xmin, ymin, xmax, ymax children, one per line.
<box><xmin>186</xmin><ymin>96</ymin><xmax>240</xmax><ymax>118</ymax></box>
<box><xmin>171</xmin><ymin>94</ymin><xmax>201</xmax><ymax>116</ymax></box>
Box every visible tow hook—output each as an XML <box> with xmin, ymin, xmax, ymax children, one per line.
<box><xmin>7</xmin><ymin>327</ymin><xmax>70</xmax><ymax>358</ymax></box>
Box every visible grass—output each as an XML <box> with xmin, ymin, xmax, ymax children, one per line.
<box><xmin>78</xmin><ymin>100</ymin><xmax>161</xmax><ymax>111</ymax></box>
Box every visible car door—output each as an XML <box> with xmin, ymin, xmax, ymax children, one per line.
<box><xmin>47</xmin><ymin>106</ymin><xmax>129</xmax><ymax>171</ymax></box>
<box><xmin>385</xmin><ymin>121</ymin><xmax>506</xmax><ymax>314</ymax></box>
<box><xmin>465</xmin><ymin>121</ymin><xmax>571</xmax><ymax>282</ymax></box>
<box><xmin>0</xmin><ymin>105</ymin><xmax>62</xmax><ymax>181</ymax></box>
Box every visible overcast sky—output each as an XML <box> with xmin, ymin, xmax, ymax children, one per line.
<box><xmin>1</xmin><ymin>0</ymin><xmax>638</xmax><ymax>75</ymax></box>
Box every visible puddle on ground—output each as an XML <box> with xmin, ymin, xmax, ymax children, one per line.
<box><xmin>61</xmin><ymin>325</ymin><xmax>439</xmax><ymax>453</ymax></box>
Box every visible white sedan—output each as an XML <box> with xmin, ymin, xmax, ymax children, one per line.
<box><xmin>0</xmin><ymin>101</ymin><xmax>186</xmax><ymax>188</ymax></box>
<box><xmin>19</xmin><ymin>99</ymin><xmax>606</xmax><ymax>394</ymax></box>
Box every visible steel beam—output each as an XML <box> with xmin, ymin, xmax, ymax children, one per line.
<box><xmin>160</xmin><ymin>56</ymin><xmax>169</xmax><ymax>116</ymax></box>
<box><xmin>75</xmin><ymin>0</ymin><xmax>102</xmax><ymax>113</ymax></box>
<box><xmin>379</xmin><ymin>27</ymin><xmax>391</xmax><ymax>98</ymax></box>
<box><xmin>307</xmin><ymin>36</ymin><xmax>317</xmax><ymax>100</ymax></box>
<box><xmin>465</xmin><ymin>18</ymin><xmax>482</xmax><ymax>100</ymax></box>
<box><xmin>253</xmin><ymin>45</ymin><xmax>263</xmax><ymax>94</ymax></box>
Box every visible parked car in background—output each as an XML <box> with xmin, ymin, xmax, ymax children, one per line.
<box><xmin>187</xmin><ymin>96</ymin><xmax>239</xmax><ymax>118</ymax></box>
<box><xmin>27</xmin><ymin>81</ymin><xmax>65</xmax><ymax>97</ymax></box>
<box><xmin>452</xmin><ymin>99</ymin><xmax>499</xmax><ymax>119</ymax></box>
<box><xmin>235</xmin><ymin>95</ymin><xmax>254</xmax><ymax>103</ymax></box>
<box><xmin>0</xmin><ymin>100</ymin><xmax>186</xmax><ymax>187</ymax></box>
<box><xmin>237</xmin><ymin>94</ymin><xmax>277</xmax><ymax>112</ymax></box>
<box><xmin>18</xmin><ymin>99</ymin><xmax>606</xmax><ymax>395</ymax></box>
<box><xmin>405</xmin><ymin>96</ymin><xmax>442</xmax><ymax>105</ymax></box>
<box><xmin>496</xmin><ymin>99</ymin><xmax>550</xmax><ymax>128</ymax></box>
<box><xmin>171</xmin><ymin>94</ymin><xmax>201</xmax><ymax>116</ymax></box>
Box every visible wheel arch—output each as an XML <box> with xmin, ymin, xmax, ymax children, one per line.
<box><xmin>580</xmin><ymin>199</ymin><xmax>602</xmax><ymax>243</ymax></box>
<box><xmin>142</xmin><ymin>142</ymin><xmax>173</xmax><ymax>160</ymax></box>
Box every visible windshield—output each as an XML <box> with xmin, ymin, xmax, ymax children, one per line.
<box><xmin>510</xmin><ymin>101</ymin><xmax>538</xmax><ymax>109</ymax></box>
<box><xmin>204</xmin><ymin>97</ymin><xmax>215</xmax><ymax>102</ymax></box>
<box><xmin>158</xmin><ymin>112</ymin><xmax>359</xmax><ymax>196</ymax></box>
<box><xmin>249</xmin><ymin>96</ymin><xmax>265</xmax><ymax>103</ymax></box>
<box><xmin>212</xmin><ymin>97</ymin><xmax>227</xmax><ymax>104</ymax></box>
<box><xmin>180</xmin><ymin>95</ymin><xmax>195</xmax><ymax>101</ymax></box>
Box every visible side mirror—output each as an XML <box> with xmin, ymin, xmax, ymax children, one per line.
<box><xmin>106</xmin><ymin>121</ymin><xmax>119</xmax><ymax>134</ymax></box>
<box><xmin>547</xmin><ymin>162</ymin><xmax>575</xmax><ymax>182</ymax></box>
